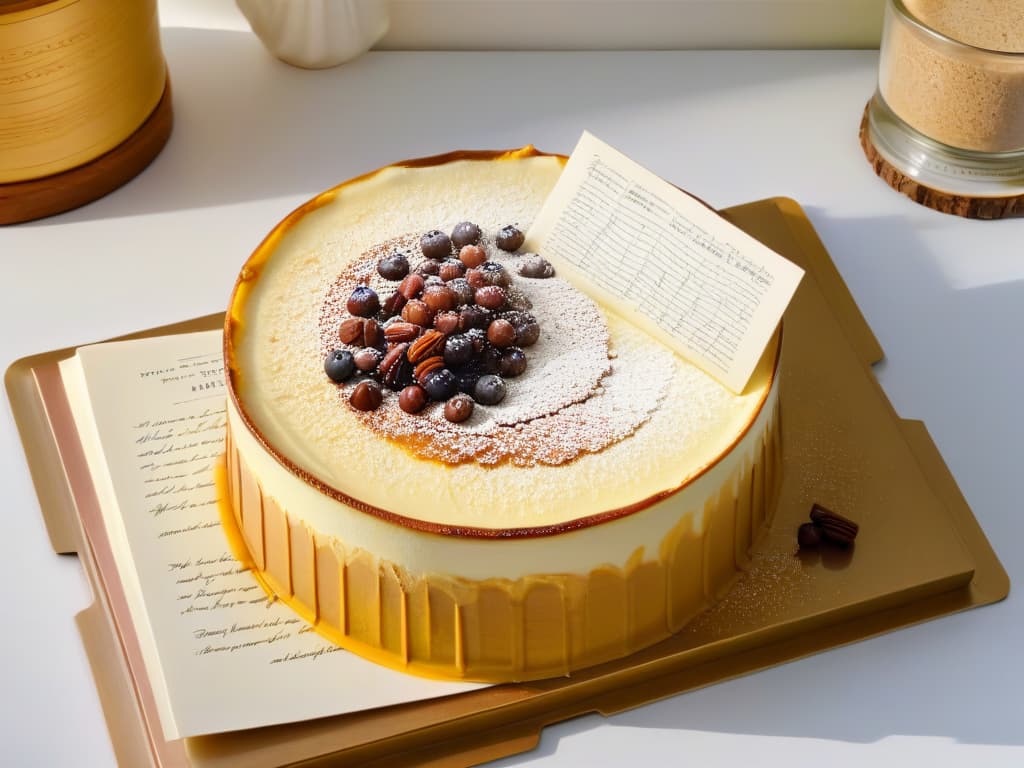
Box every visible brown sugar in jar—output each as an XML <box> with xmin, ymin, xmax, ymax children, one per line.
<box><xmin>879</xmin><ymin>0</ymin><xmax>1024</xmax><ymax>153</ymax></box>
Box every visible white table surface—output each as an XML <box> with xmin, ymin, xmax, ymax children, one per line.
<box><xmin>3</xmin><ymin>7</ymin><xmax>1022</xmax><ymax>768</ymax></box>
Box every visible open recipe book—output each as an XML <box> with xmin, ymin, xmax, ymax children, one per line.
<box><xmin>59</xmin><ymin>332</ymin><xmax>485</xmax><ymax>742</ymax></box>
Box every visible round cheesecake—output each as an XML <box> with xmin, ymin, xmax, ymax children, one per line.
<box><xmin>221</xmin><ymin>147</ymin><xmax>782</xmax><ymax>682</ymax></box>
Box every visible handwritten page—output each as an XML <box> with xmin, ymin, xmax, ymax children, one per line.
<box><xmin>60</xmin><ymin>331</ymin><xmax>482</xmax><ymax>741</ymax></box>
<box><xmin>526</xmin><ymin>131</ymin><xmax>803</xmax><ymax>393</ymax></box>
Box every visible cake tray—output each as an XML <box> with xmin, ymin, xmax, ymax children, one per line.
<box><xmin>6</xmin><ymin>196</ymin><xmax>1008</xmax><ymax>767</ymax></box>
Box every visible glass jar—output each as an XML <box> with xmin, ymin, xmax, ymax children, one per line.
<box><xmin>866</xmin><ymin>0</ymin><xmax>1024</xmax><ymax>194</ymax></box>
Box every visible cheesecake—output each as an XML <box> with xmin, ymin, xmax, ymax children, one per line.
<box><xmin>221</xmin><ymin>147</ymin><xmax>782</xmax><ymax>682</ymax></box>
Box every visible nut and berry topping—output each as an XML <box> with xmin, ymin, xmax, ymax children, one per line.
<box><xmin>323</xmin><ymin>223</ymin><xmax>555</xmax><ymax>433</ymax></box>
<box><xmin>495</xmin><ymin>224</ymin><xmax>525</xmax><ymax>252</ymax></box>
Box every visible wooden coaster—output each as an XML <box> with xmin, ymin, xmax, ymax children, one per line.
<box><xmin>0</xmin><ymin>78</ymin><xmax>173</xmax><ymax>226</ymax></box>
<box><xmin>859</xmin><ymin>103</ymin><xmax>1024</xmax><ymax>220</ymax></box>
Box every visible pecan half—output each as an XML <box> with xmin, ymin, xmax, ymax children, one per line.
<box><xmin>407</xmin><ymin>329</ymin><xmax>446</xmax><ymax>364</ymax></box>
<box><xmin>384</xmin><ymin>321</ymin><xmax>422</xmax><ymax>344</ymax></box>
<box><xmin>809</xmin><ymin>504</ymin><xmax>859</xmax><ymax>545</ymax></box>
<box><xmin>379</xmin><ymin>343</ymin><xmax>411</xmax><ymax>390</ymax></box>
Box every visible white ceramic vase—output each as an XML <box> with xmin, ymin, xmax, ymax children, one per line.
<box><xmin>236</xmin><ymin>0</ymin><xmax>390</xmax><ymax>69</ymax></box>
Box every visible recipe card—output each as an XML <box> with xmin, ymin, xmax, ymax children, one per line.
<box><xmin>526</xmin><ymin>131</ymin><xmax>804</xmax><ymax>393</ymax></box>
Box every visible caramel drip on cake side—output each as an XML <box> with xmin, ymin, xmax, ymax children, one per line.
<box><xmin>217</xmin><ymin>396</ymin><xmax>781</xmax><ymax>683</ymax></box>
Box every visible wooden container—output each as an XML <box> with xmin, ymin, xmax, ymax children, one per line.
<box><xmin>0</xmin><ymin>0</ymin><xmax>172</xmax><ymax>224</ymax></box>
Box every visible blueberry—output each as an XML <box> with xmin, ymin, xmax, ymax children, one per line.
<box><xmin>420</xmin><ymin>229</ymin><xmax>452</xmax><ymax>260</ymax></box>
<box><xmin>480</xmin><ymin>345</ymin><xmax>503</xmax><ymax>374</ymax></box>
<box><xmin>456</xmin><ymin>369</ymin><xmax>481</xmax><ymax>394</ymax></box>
<box><xmin>500</xmin><ymin>347</ymin><xmax>527</xmax><ymax>377</ymax></box>
<box><xmin>423</xmin><ymin>368</ymin><xmax>458</xmax><ymax>401</ymax></box>
<box><xmin>443</xmin><ymin>334</ymin><xmax>474</xmax><ymax>367</ymax></box>
<box><xmin>324</xmin><ymin>349</ymin><xmax>355</xmax><ymax>382</ymax></box>
<box><xmin>451</xmin><ymin>221</ymin><xmax>482</xmax><ymax>248</ymax></box>
<box><xmin>495</xmin><ymin>225</ymin><xmax>524</xmax><ymax>252</ymax></box>
<box><xmin>347</xmin><ymin>286</ymin><xmax>380</xmax><ymax>317</ymax></box>
<box><xmin>473</xmin><ymin>374</ymin><xmax>506</xmax><ymax>405</ymax></box>
<box><xmin>377</xmin><ymin>252</ymin><xmax>410</xmax><ymax>281</ymax></box>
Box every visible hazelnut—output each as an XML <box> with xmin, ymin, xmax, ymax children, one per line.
<box><xmin>444</xmin><ymin>394</ymin><xmax>475</xmax><ymax>423</ymax></box>
<box><xmin>402</xmin><ymin>299</ymin><xmax>435</xmax><ymax>327</ymax></box>
<box><xmin>433</xmin><ymin>311</ymin><xmax>461</xmax><ymax>335</ymax></box>
<box><xmin>487</xmin><ymin>319</ymin><xmax>516</xmax><ymax>348</ymax></box>
<box><xmin>353</xmin><ymin>347</ymin><xmax>382</xmax><ymax>372</ymax></box>
<box><xmin>474</xmin><ymin>285</ymin><xmax>506</xmax><ymax>310</ymax></box>
<box><xmin>422</xmin><ymin>284</ymin><xmax>457</xmax><ymax>313</ymax></box>
<box><xmin>399</xmin><ymin>384</ymin><xmax>428</xmax><ymax>414</ymax></box>
<box><xmin>459</xmin><ymin>244</ymin><xmax>487</xmax><ymax>269</ymax></box>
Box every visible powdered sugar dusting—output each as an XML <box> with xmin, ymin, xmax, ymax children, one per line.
<box><xmin>318</xmin><ymin>232</ymin><xmax>672</xmax><ymax>465</ymax></box>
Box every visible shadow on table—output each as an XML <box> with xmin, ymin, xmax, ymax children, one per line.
<box><xmin>25</xmin><ymin>27</ymin><xmax>866</xmax><ymax>225</ymax></box>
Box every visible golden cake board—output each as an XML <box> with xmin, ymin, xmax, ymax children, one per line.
<box><xmin>5</xmin><ymin>197</ymin><xmax>1009</xmax><ymax>767</ymax></box>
